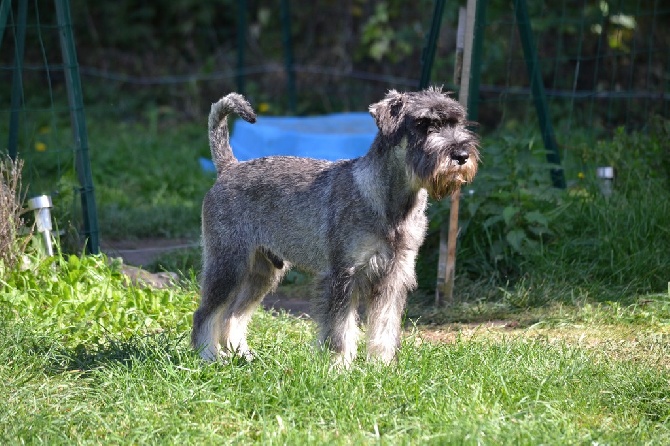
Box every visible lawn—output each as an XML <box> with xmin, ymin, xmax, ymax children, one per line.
<box><xmin>2</xmin><ymin>105</ymin><xmax>669</xmax><ymax>444</ymax></box>
<box><xmin>1</xmin><ymin>255</ymin><xmax>669</xmax><ymax>444</ymax></box>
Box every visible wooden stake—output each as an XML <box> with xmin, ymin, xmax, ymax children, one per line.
<box><xmin>436</xmin><ymin>1</ymin><xmax>477</xmax><ymax>306</ymax></box>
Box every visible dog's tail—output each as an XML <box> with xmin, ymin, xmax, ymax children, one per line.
<box><xmin>208</xmin><ymin>93</ymin><xmax>257</xmax><ymax>173</ymax></box>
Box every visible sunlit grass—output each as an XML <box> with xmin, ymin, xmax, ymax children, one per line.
<box><xmin>2</xmin><ymin>256</ymin><xmax>670</xmax><ymax>444</ymax></box>
<box><xmin>1</xmin><ymin>310</ymin><xmax>669</xmax><ymax>444</ymax></box>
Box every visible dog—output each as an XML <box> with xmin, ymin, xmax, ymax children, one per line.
<box><xmin>192</xmin><ymin>87</ymin><xmax>479</xmax><ymax>367</ymax></box>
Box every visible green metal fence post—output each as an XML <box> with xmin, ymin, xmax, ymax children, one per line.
<box><xmin>0</xmin><ymin>0</ymin><xmax>12</xmax><ymax>51</ymax></box>
<box><xmin>514</xmin><ymin>0</ymin><xmax>566</xmax><ymax>189</ymax></box>
<box><xmin>419</xmin><ymin>0</ymin><xmax>445</xmax><ymax>89</ymax></box>
<box><xmin>54</xmin><ymin>0</ymin><xmax>100</xmax><ymax>254</ymax></box>
<box><xmin>7</xmin><ymin>0</ymin><xmax>27</xmax><ymax>161</ymax></box>
<box><xmin>236</xmin><ymin>0</ymin><xmax>246</xmax><ymax>95</ymax></box>
<box><xmin>466</xmin><ymin>0</ymin><xmax>487</xmax><ymax>121</ymax></box>
<box><xmin>280</xmin><ymin>0</ymin><xmax>296</xmax><ymax>114</ymax></box>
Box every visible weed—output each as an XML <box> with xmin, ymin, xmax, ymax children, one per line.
<box><xmin>0</xmin><ymin>253</ymin><xmax>196</xmax><ymax>348</ymax></box>
<box><xmin>418</xmin><ymin>118</ymin><xmax>670</xmax><ymax>305</ymax></box>
<box><xmin>0</xmin><ymin>157</ymin><xmax>31</xmax><ymax>272</ymax></box>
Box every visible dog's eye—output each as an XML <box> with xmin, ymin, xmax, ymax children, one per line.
<box><xmin>416</xmin><ymin>119</ymin><xmax>431</xmax><ymax>131</ymax></box>
<box><xmin>444</xmin><ymin>117</ymin><xmax>459</xmax><ymax>126</ymax></box>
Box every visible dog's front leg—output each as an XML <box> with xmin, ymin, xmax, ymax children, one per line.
<box><xmin>365</xmin><ymin>252</ymin><xmax>418</xmax><ymax>364</ymax></box>
<box><xmin>366</xmin><ymin>289</ymin><xmax>405</xmax><ymax>364</ymax></box>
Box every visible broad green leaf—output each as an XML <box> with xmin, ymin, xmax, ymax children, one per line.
<box><xmin>502</xmin><ymin>206</ymin><xmax>520</xmax><ymax>225</ymax></box>
<box><xmin>506</xmin><ymin>229</ymin><xmax>526</xmax><ymax>253</ymax></box>
<box><xmin>483</xmin><ymin>215</ymin><xmax>504</xmax><ymax>228</ymax></box>
<box><xmin>524</xmin><ymin>210</ymin><xmax>549</xmax><ymax>227</ymax></box>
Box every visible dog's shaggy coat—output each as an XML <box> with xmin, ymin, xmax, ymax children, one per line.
<box><xmin>192</xmin><ymin>88</ymin><xmax>479</xmax><ymax>367</ymax></box>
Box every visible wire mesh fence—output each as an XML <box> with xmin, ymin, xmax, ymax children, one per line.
<box><xmin>470</xmin><ymin>0</ymin><xmax>669</xmax><ymax>137</ymax></box>
<box><xmin>1</xmin><ymin>0</ymin><xmax>668</xmax><ymax>252</ymax></box>
<box><xmin>1</xmin><ymin>0</ymin><xmax>98</xmax><ymax>252</ymax></box>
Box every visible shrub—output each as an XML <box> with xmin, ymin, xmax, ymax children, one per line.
<box><xmin>427</xmin><ymin>135</ymin><xmax>564</xmax><ymax>282</ymax></box>
<box><xmin>418</xmin><ymin>118</ymin><xmax>670</xmax><ymax>302</ymax></box>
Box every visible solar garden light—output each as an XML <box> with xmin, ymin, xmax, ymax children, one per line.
<box><xmin>27</xmin><ymin>195</ymin><xmax>54</xmax><ymax>256</ymax></box>
<box><xmin>596</xmin><ymin>166</ymin><xmax>615</xmax><ymax>197</ymax></box>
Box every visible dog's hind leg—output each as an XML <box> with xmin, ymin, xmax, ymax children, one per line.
<box><xmin>218</xmin><ymin>249</ymin><xmax>285</xmax><ymax>359</ymax></box>
<box><xmin>365</xmin><ymin>288</ymin><xmax>406</xmax><ymax>364</ymax></box>
<box><xmin>314</xmin><ymin>270</ymin><xmax>361</xmax><ymax>368</ymax></box>
<box><xmin>191</xmin><ymin>244</ymin><xmax>250</xmax><ymax>361</ymax></box>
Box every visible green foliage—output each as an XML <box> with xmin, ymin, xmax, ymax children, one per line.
<box><xmin>583</xmin><ymin>116</ymin><xmax>670</xmax><ymax>190</ymax></box>
<box><xmin>359</xmin><ymin>2</ymin><xmax>417</xmax><ymax>62</ymax></box>
<box><xmin>69</xmin><ymin>0</ymin><xmax>236</xmax><ymax>68</ymax></box>
<box><xmin>537</xmin><ymin>119</ymin><xmax>670</xmax><ymax>298</ymax></box>
<box><xmin>0</xmin><ymin>254</ymin><xmax>196</xmax><ymax>348</ymax></box>
<box><xmin>421</xmin><ymin>118</ymin><xmax>670</xmax><ymax>303</ymax></box>
<box><xmin>434</xmin><ymin>135</ymin><xmax>565</xmax><ymax>279</ymax></box>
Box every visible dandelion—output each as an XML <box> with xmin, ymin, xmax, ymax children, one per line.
<box><xmin>258</xmin><ymin>102</ymin><xmax>270</xmax><ymax>113</ymax></box>
<box><xmin>577</xmin><ymin>171</ymin><xmax>585</xmax><ymax>179</ymax></box>
<box><xmin>35</xmin><ymin>142</ymin><xmax>47</xmax><ymax>152</ymax></box>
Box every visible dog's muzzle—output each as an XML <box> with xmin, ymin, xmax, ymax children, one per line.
<box><xmin>451</xmin><ymin>150</ymin><xmax>470</xmax><ymax>165</ymax></box>
<box><xmin>425</xmin><ymin>151</ymin><xmax>478</xmax><ymax>200</ymax></box>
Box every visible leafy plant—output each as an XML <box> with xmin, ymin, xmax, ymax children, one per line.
<box><xmin>439</xmin><ymin>135</ymin><xmax>566</xmax><ymax>280</ymax></box>
<box><xmin>359</xmin><ymin>2</ymin><xmax>415</xmax><ymax>62</ymax></box>
<box><xmin>0</xmin><ymin>253</ymin><xmax>197</xmax><ymax>348</ymax></box>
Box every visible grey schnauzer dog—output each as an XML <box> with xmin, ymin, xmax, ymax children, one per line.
<box><xmin>192</xmin><ymin>87</ymin><xmax>479</xmax><ymax>367</ymax></box>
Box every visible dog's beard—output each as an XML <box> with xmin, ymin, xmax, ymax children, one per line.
<box><xmin>410</xmin><ymin>160</ymin><xmax>478</xmax><ymax>200</ymax></box>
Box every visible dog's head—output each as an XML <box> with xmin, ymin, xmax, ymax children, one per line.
<box><xmin>369</xmin><ymin>87</ymin><xmax>480</xmax><ymax>199</ymax></box>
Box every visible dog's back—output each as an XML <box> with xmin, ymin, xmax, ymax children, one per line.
<box><xmin>202</xmin><ymin>155</ymin><xmax>357</xmax><ymax>273</ymax></box>
<box><xmin>193</xmin><ymin>89</ymin><xmax>479</xmax><ymax>367</ymax></box>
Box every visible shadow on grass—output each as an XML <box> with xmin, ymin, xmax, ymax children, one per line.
<box><xmin>27</xmin><ymin>331</ymin><xmax>193</xmax><ymax>376</ymax></box>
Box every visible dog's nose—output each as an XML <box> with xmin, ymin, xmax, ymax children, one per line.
<box><xmin>451</xmin><ymin>150</ymin><xmax>469</xmax><ymax>165</ymax></box>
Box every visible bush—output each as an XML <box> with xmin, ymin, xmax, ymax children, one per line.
<box><xmin>418</xmin><ymin>118</ymin><xmax>670</xmax><ymax>303</ymax></box>
<box><xmin>419</xmin><ymin>134</ymin><xmax>564</xmax><ymax>288</ymax></box>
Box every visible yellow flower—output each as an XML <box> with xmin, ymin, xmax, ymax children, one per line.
<box><xmin>577</xmin><ymin>172</ymin><xmax>585</xmax><ymax>179</ymax></box>
<box><xmin>35</xmin><ymin>142</ymin><xmax>47</xmax><ymax>152</ymax></box>
<box><xmin>258</xmin><ymin>102</ymin><xmax>270</xmax><ymax>113</ymax></box>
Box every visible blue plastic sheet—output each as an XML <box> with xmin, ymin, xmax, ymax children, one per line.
<box><xmin>200</xmin><ymin>112</ymin><xmax>378</xmax><ymax>172</ymax></box>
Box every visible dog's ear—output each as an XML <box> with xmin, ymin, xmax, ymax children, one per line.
<box><xmin>369</xmin><ymin>90</ymin><xmax>404</xmax><ymax>144</ymax></box>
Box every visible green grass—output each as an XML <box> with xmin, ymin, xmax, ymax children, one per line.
<box><xmin>90</xmin><ymin>118</ymin><xmax>211</xmax><ymax>240</ymax></box>
<box><xmin>2</xmin><ymin>256</ymin><xmax>670</xmax><ymax>444</ymax></box>
<box><xmin>2</xmin><ymin>309</ymin><xmax>669</xmax><ymax>444</ymax></box>
<box><xmin>9</xmin><ymin>109</ymin><xmax>213</xmax><ymax>241</ymax></box>
<box><xmin>3</xmin><ymin>104</ymin><xmax>670</xmax><ymax>442</ymax></box>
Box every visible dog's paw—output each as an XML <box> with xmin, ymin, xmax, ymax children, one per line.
<box><xmin>219</xmin><ymin>348</ymin><xmax>256</xmax><ymax>364</ymax></box>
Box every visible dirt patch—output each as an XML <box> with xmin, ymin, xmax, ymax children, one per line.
<box><xmin>417</xmin><ymin>320</ymin><xmax>522</xmax><ymax>343</ymax></box>
<box><xmin>101</xmin><ymin>238</ymin><xmax>199</xmax><ymax>267</ymax></box>
<box><xmin>263</xmin><ymin>292</ymin><xmax>312</xmax><ymax>318</ymax></box>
